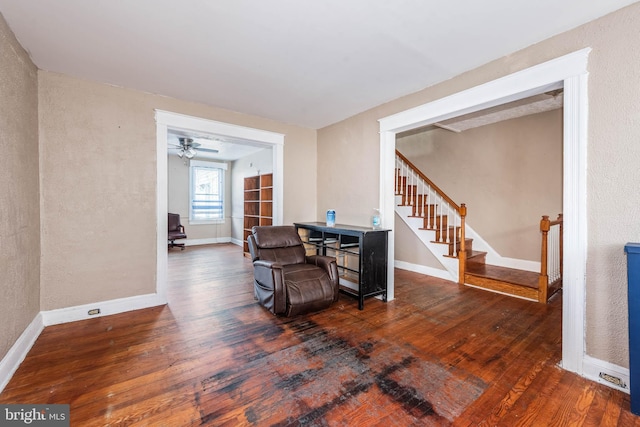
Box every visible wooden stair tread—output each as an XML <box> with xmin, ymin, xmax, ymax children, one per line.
<box><xmin>466</xmin><ymin>263</ymin><xmax>539</xmax><ymax>289</ymax></box>
<box><xmin>466</xmin><ymin>250</ymin><xmax>487</xmax><ymax>259</ymax></box>
<box><xmin>443</xmin><ymin>250</ymin><xmax>483</xmax><ymax>260</ymax></box>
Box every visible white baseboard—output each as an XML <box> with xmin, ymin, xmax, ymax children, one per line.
<box><xmin>500</xmin><ymin>257</ymin><xmax>541</xmax><ymax>273</ymax></box>
<box><xmin>0</xmin><ymin>313</ymin><xmax>44</xmax><ymax>393</ymax></box>
<box><xmin>1</xmin><ymin>293</ymin><xmax>166</xmax><ymax>393</ymax></box>
<box><xmin>184</xmin><ymin>237</ymin><xmax>231</xmax><ymax>246</ymax></box>
<box><xmin>582</xmin><ymin>354</ymin><xmax>630</xmax><ymax>394</ymax></box>
<box><xmin>41</xmin><ymin>293</ymin><xmax>166</xmax><ymax>326</ymax></box>
<box><xmin>394</xmin><ymin>260</ymin><xmax>454</xmax><ymax>281</ymax></box>
<box><xmin>230</xmin><ymin>238</ymin><xmax>243</xmax><ymax>246</ymax></box>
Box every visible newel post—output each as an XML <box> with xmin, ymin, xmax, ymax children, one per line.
<box><xmin>538</xmin><ymin>215</ymin><xmax>551</xmax><ymax>303</ymax></box>
<box><xmin>458</xmin><ymin>204</ymin><xmax>467</xmax><ymax>285</ymax></box>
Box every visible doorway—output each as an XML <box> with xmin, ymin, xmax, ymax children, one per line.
<box><xmin>155</xmin><ymin>110</ymin><xmax>284</xmax><ymax>302</ymax></box>
<box><xmin>379</xmin><ymin>48</ymin><xmax>590</xmax><ymax>376</ymax></box>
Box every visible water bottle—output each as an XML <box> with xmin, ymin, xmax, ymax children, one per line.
<box><xmin>326</xmin><ymin>209</ymin><xmax>336</xmax><ymax>227</ymax></box>
<box><xmin>372</xmin><ymin>208</ymin><xmax>381</xmax><ymax>229</ymax></box>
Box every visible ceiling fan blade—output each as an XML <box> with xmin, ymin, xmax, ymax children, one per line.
<box><xmin>177</xmin><ymin>137</ymin><xmax>200</xmax><ymax>148</ymax></box>
<box><xmin>173</xmin><ymin>137</ymin><xmax>218</xmax><ymax>155</ymax></box>
<box><xmin>197</xmin><ymin>147</ymin><xmax>219</xmax><ymax>153</ymax></box>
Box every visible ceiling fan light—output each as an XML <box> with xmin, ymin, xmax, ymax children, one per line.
<box><xmin>185</xmin><ymin>148</ymin><xmax>196</xmax><ymax>159</ymax></box>
<box><xmin>177</xmin><ymin>150</ymin><xmax>184</xmax><ymax>158</ymax></box>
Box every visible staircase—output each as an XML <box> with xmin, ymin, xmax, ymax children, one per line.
<box><xmin>395</xmin><ymin>150</ymin><xmax>562</xmax><ymax>303</ymax></box>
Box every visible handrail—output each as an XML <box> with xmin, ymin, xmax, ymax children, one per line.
<box><xmin>396</xmin><ymin>150</ymin><xmax>460</xmax><ymax>211</ymax></box>
<box><xmin>395</xmin><ymin>149</ymin><xmax>467</xmax><ymax>284</ymax></box>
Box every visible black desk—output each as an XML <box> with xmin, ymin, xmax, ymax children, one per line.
<box><xmin>294</xmin><ymin>222</ymin><xmax>389</xmax><ymax>310</ymax></box>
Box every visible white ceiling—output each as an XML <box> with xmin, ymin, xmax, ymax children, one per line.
<box><xmin>167</xmin><ymin>129</ymin><xmax>269</xmax><ymax>161</ymax></box>
<box><xmin>0</xmin><ymin>0</ymin><xmax>637</xmax><ymax>129</ymax></box>
<box><xmin>434</xmin><ymin>90</ymin><xmax>564</xmax><ymax>133</ymax></box>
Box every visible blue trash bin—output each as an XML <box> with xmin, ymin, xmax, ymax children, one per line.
<box><xmin>625</xmin><ymin>242</ymin><xmax>640</xmax><ymax>415</ymax></box>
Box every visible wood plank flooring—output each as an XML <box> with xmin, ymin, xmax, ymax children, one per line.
<box><xmin>1</xmin><ymin>243</ymin><xmax>638</xmax><ymax>426</ymax></box>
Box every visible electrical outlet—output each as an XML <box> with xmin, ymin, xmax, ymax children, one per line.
<box><xmin>88</xmin><ymin>308</ymin><xmax>100</xmax><ymax>316</ymax></box>
<box><xmin>599</xmin><ymin>372</ymin><xmax>627</xmax><ymax>389</ymax></box>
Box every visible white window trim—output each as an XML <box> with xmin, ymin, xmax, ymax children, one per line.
<box><xmin>189</xmin><ymin>160</ymin><xmax>228</xmax><ymax>225</ymax></box>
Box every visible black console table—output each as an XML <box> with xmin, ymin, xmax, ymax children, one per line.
<box><xmin>294</xmin><ymin>222</ymin><xmax>389</xmax><ymax>310</ymax></box>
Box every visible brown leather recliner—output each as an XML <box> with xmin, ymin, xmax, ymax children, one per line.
<box><xmin>247</xmin><ymin>225</ymin><xmax>339</xmax><ymax>316</ymax></box>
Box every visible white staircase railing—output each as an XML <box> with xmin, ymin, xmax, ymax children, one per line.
<box><xmin>539</xmin><ymin>214</ymin><xmax>563</xmax><ymax>301</ymax></box>
<box><xmin>397</xmin><ymin>150</ymin><xmax>563</xmax><ymax>302</ymax></box>
<box><xmin>396</xmin><ymin>151</ymin><xmax>468</xmax><ymax>283</ymax></box>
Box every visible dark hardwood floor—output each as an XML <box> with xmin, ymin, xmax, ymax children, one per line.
<box><xmin>1</xmin><ymin>243</ymin><xmax>637</xmax><ymax>426</ymax></box>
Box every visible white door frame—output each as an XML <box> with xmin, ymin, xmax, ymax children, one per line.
<box><xmin>379</xmin><ymin>48</ymin><xmax>591</xmax><ymax>375</ymax></box>
<box><xmin>155</xmin><ymin>110</ymin><xmax>284</xmax><ymax>302</ymax></box>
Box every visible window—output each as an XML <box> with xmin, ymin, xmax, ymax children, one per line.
<box><xmin>189</xmin><ymin>160</ymin><xmax>227</xmax><ymax>223</ymax></box>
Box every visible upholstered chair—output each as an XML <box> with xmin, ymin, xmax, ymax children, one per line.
<box><xmin>168</xmin><ymin>213</ymin><xmax>187</xmax><ymax>249</ymax></box>
<box><xmin>247</xmin><ymin>225</ymin><xmax>339</xmax><ymax>316</ymax></box>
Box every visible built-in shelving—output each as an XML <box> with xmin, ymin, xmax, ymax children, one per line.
<box><xmin>244</xmin><ymin>173</ymin><xmax>273</xmax><ymax>255</ymax></box>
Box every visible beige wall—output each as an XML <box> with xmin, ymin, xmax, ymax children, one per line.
<box><xmin>167</xmin><ymin>156</ymin><xmax>232</xmax><ymax>241</ymax></box>
<box><xmin>317</xmin><ymin>3</ymin><xmax>640</xmax><ymax>367</ymax></box>
<box><xmin>397</xmin><ymin>109</ymin><xmax>563</xmax><ymax>262</ymax></box>
<box><xmin>3</xmin><ymin>1</ymin><xmax>638</xmax><ymax>375</ymax></box>
<box><xmin>0</xmin><ymin>16</ymin><xmax>40</xmax><ymax>360</ymax></box>
<box><xmin>38</xmin><ymin>71</ymin><xmax>317</xmax><ymax>311</ymax></box>
<box><xmin>317</xmin><ymin>115</ymin><xmax>381</xmax><ymax>226</ymax></box>
<box><xmin>168</xmin><ymin>154</ymin><xmax>188</xmax><ymax>220</ymax></box>
<box><xmin>394</xmin><ymin>217</ymin><xmax>442</xmax><ymax>269</ymax></box>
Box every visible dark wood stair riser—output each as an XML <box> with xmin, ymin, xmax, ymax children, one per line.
<box><xmin>411</xmin><ymin>195</ymin><xmax>430</xmax><ymax>217</ymax></box>
<box><xmin>399</xmin><ymin>185</ymin><xmax>417</xmax><ymax>206</ymax></box>
<box><xmin>466</xmin><ymin>251</ymin><xmax>487</xmax><ymax>266</ymax></box>
<box><xmin>410</xmin><ymin>203</ymin><xmax>436</xmax><ymax>219</ymax></box>
<box><xmin>446</xmin><ymin>238</ymin><xmax>473</xmax><ymax>257</ymax></box>
<box><xmin>422</xmin><ymin>214</ymin><xmax>447</xmax><ymax>231</ymax></box>
<box><xmin>434</xmin><ymin>226</ymin><xmax>460</xmax><ymax>243</ymax></box>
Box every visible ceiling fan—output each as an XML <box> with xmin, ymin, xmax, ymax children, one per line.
<box><xmin>170</xmin><ymin>137</ymin><xmax>219</xmax><ymax>159</ymax></box>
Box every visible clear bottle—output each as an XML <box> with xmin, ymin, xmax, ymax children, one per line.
<box><xmin>326</xmin><ymin>209</ymin><xmax>336</xmax><ymax>227</ymax></box>
<box><xmin>372</xmin><ymin>208</ymin><xmax>381</xmax><ymax>229</ymax></box>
